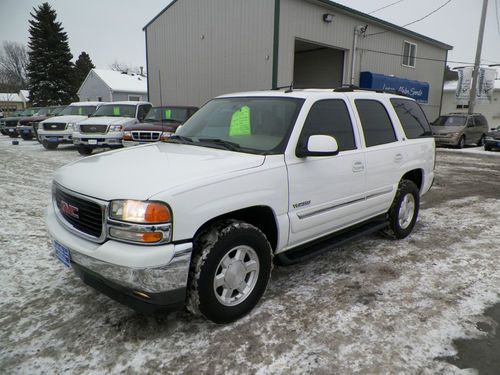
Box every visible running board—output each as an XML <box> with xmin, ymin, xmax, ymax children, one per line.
<box><xmin>275</xmin><ymin>216</ymin><xmax>389</xmax><ymax>266</ymax></box>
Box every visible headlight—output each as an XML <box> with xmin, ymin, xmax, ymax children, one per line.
<box><xmin>160</xmin><ymin>131</ymin><xmax>173</xmax><ymax>141</ymax></box>
<box><xmin>67</xmin><ymin>122</ymin><xmax>76</xmax><ymax>131</ymax></box>
<box><xmin>108</xmin><ymin>200</ymin><xmax>172</xmax><ymax>244</ymax></box>
<box><xmin>109</xmin><ymin>125</ymin><xmax>123</xmax><ymax>132</ymax></box>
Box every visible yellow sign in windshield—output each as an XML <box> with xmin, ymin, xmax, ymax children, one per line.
<box><xmin>229</xmin><ymin>106</ymin><xmax>251</xmax><ymax>136</ymax></box>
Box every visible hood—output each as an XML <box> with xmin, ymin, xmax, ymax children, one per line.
<box><xmin>487</xmin><ymin>129</ymin><xmax>500</xmax><ymax>138</ymax></box>
<box><xmin>19</xmin><ymin>115</ymin><xmax>49</xmax><ymax>124</ymax></box>
<box><xmin>54</xmin><ymin>143</ymin><xmax>265</xmax><ymax>201</ymax></box>
<box><xmin>431</xmin><ymin>125</ymin><xmax>464</xmax><ymax>134</ymax></box>
<box><xmin>3</xmin><ymin>115</ymin><xmax>32</xmax><ymax>124</ymax></box>
<box><xmin>40</xmin><ymin>115</ymin><xmax>88</xmax><ymax>124</ymax></box>
<box><xmin>123</xmin><ymin>121</ymin><xmax>179</xmax><ymax>132</ymax></box>
<box><xmin>79</xmin><ymin>116</ymin><xmax>136</xmax><ymax>126</ymax></box>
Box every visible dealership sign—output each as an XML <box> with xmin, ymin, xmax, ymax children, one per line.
<box><xmin>455</xmin><ymin>67</ymin><xmax>496</xmax><ymax>105</ymax></box>
<box><xmin>359</xmin><ymin>71</ymin><xmax>429</xmax><ymax>103</ymax></box>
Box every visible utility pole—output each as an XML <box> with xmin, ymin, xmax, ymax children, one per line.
<box><xmin>468</xmin><ymin>0</ymin><xmax>488</xmax><ymax>114</ymax></box>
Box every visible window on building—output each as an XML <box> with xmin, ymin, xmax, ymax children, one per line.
<box><xmin>456</xmin><ymin>104</ymin><xmax>469</xmax><ymax>109</ymax></box>
<box><xmin>299</xmin><ymin>99</ymin><xmax>356</xmax><ymax>152</ymax></box>
<box><xmin>402</xmin><ymin>41</ymin><xmax>417</xmax><ymax>68</ymax></box>
<box><xmin>97</xmin><ymin>97</ymin><xmax>102</xmax><ymax>102</ymax></box>
<box><xmin>128</xmin><ymin>95</ymin><xmax>141</xmax><ymax>101</ymax></box>
<box><xmin>390</xmin><ymin>98</ymin><xmax>432</xmax><ymax>138</ymax></box>
<box><xmin>355</xmin><ymin>99</ymin><xmax>397</xmax><ymax>147</ymax></box>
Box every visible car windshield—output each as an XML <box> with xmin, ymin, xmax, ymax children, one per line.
<box><xmin>432</xmin><ymin>116</ymin><xmax>466</xmax><ymax>126</ymax></box>
<box><xmin>35</xmin><ymin>108</ymin><xmax>51</xmax><ymax>116</ymax></box>
<box><xmin>21</xmin><ymin>108</ymin><xmax>39</xmax><ymax>116</ymax></box>
<box><xmin>60</xmin><ymin>105</ymin><xmax>97</xmax><ymax>116</ymax></box>
<box><xmin>92</xmin><ymin>104</ymin><xmax>136</xmax><ymax>118</ymax></box>
<box><xmin>144</xmin><ymin>107</ymin><xmax>189</xmax><ymax>123</ymax></box>
<box><xmin>175</xmin><ymin>97</ymin><xmax>304</xmax><ymax>154</ymax></box>
<box><xmin>50</xmin><ymin>106</ymin><xmax>67</xmax><ymax>116</ymax></box>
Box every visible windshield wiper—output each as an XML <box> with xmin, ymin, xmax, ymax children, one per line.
<box><xmin>168</xmin><ymin>135</ymin><xmax>195</xmax><ymax>144</ymax></box>
<box><xmin>198</xmin><ymin>138</ymin><xmax>241</xmax><ymax>151</ymax></box>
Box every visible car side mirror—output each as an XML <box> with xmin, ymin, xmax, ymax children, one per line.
<box><xmin>296</xmin><ymin>135</ymin><xmax>339</xmax><ymax>158</ymax></box>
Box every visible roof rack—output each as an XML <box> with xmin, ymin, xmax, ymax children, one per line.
<box><xmin>272</xmin><ymin>83</ymin><xmax>294</xmax><ymax>93</ymax></box>
<box><xmin>333</xmin><ymin>85</ymin><xmax>410</xmax><ymax>98</ymax></box>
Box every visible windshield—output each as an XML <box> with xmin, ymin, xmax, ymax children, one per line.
<box><xmin>35</xmin><ymin>107</ymin><xmax>51</xmax><ymax>116</ymax></box>
<box><xmin>21</xmin><ymin>108</ymin><xmax>39</xmax><ymax>116</ymax></box>
<box><xmin>60</xmin><ymin>105</ymin><xmax>97</xmax><ymax>116</ymax></box>
<box><xmin>92</xmin><ymin>104</ymin><xmax>136</xmax><ymax>118</ymax></box>
<box><xmin>50</xmin><ymin>106</ymin><xmax>66</xmax><ymax>116</ymax></box>
<box><xmin>144</xmin><ymin>107</ymin><xmax>190</xmax><ymax>123</ymax></box>
<box><xmin>175</xmin><ymin>97</ymin><xmax>304</xmax><ymax>154</ymax></box>
<box><xmin>432</xmin><ymin>116</ymin><xmax>466</xmax><ymax>126</ymax></box>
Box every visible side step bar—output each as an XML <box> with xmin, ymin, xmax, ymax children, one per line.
<box><xmin>275</xmin><ymin>216</ymin><xmax>389</xmax><ymax>266</ymax></box>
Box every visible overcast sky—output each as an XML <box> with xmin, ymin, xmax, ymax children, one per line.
<box><xmin>1</xmin><ymin>0</ymin><xmax>499</xmax><ymax>70</ymax></box>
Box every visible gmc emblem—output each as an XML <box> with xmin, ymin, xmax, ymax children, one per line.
<box><xmin>60</xmin><ymin>200</ymin><xmax>79</xmax><ymax>219</ymax></box>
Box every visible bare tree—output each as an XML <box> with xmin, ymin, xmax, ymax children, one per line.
<box><xmin>109</xmin><ymin>60</ymin><xmax>130</xmax><ymax>73</ymax></box>
<box><xmin>0</xmin><ymin>42</ymin><xmax>28</xmax><ymax>90</ymax></box>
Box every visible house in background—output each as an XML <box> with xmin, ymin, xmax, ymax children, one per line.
<box><xmin>441</xmin><ymin>67</ymin><xmax>500</xmax><ymax>127</ymax></box>
<box><xmin>77</xmin><ymin>69</ymin><xmax>148</xmax><ymax>102</ymax></box>
<box><xmin>0</xmin><ymin>90</ymin><xmax>30</xmax><ymax>117</ymax></box>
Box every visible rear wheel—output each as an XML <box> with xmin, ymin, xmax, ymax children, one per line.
<box><xmin>42</xmin><ymin>140</ymin><xmax>58</xmax><ymax>150</ymax></box>
<box><xmin>477</xmin><ymin>134</ymin><xmax>485</xmax><ymax>146</ymax></box>
<box><xmin>187</xmin><ymin>220</ymin><xmax>273</xmax><ymax>324</ymax></box>
<box><xmin>77</xmin><ymin>145</ymin><xmax>92</xmax><ymax>155</ymax></box>
<box><xmin>382</xmin><ymin>180</ymin><xmax>420</xmax><ymax>239</ymax></box>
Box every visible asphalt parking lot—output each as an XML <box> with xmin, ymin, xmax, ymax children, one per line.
<box><xmin>1</xmin><ymin>138</ymin><xmax>500</xmax><ymax>374</ymax></box>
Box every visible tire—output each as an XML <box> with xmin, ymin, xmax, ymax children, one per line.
<box><xmin>21</xmin><ymin>133</ymin><xmax>33</xmax><ymax>141</ymax></box>
<box><xmin>42</xmin><ymin>140</ymin><xmax>58</xmax><ymax>150</ymax></box>
<box><xmin>485</xmin><ymin>145</ymin><xmax>492</xmax><ymax>152</ymax></box>
<box><xmin>8</xmin><ymin>132</ymin><xmax>18</xmax><ymax>138</ymax></box>
<box><xmin>477</xmin><ymin>134</ymin><xmax>485</xmax><ymax>147</ymax></box>
<box><xmin>77</xmin><ymin>145</ymin><xmax>92</xmax><ymax>155</ymax></box>
<box><xmin>187</xmin><ymin>220</ymin><xmax>273</xmax><ymax>324</ymax></box>
<box><xmin>382</xmin><ymin>180</ymin><xmax>420</xmax><ymax>239</ymax></box>
<box><xmin>457</xmin><ymin>136</ymin><xmax>465</xmax><ymax>149</ymax></box>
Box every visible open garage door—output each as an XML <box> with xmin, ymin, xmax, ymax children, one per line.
<box><xmin>293</xmin><ymin>39</ymin><xmax>344</xmax><ymax>89</ymax></box>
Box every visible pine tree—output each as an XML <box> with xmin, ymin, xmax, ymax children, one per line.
<box><xmin>26</xmin><ymin>3</ymin><xmax>75</xmax><ymax>106</ymax></box>
<box><xmin>73</xmin><ymin>51</ymin><xmax>95</xmax><ymax>91</ymax></box>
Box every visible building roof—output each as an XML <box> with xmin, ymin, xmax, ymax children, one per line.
<box><xmin>19</xmin><ymin>90</ymin><xmax>30</xmax><ymax>101</ymax></box>
<box><xmin>143</xmin><ymin>0</ymin><xmax>452</xmax><ymax>50</ymax></box>
<box><xmin>443</xmin><ymin>68</ymin><xmax>500</xmax><ymax>92</ymax></box>
<box><xmin>78</xmin><ymin>69</ymin><xmax>148</xmax><ymax>95</ymax></box>
<box><xmin>0</xmin><ymin>93</ymin><xmax>23</xmax><ymax>102</ymax></box>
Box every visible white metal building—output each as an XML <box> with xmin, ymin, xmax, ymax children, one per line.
<box><xmin>78</xmin><ymin>69</ymin><xmax>148</xmax><ymax>103</ymax></box>
<box><xmin>144</xmin><ymin>0</ymin><xmax>452</xmax><ymax>120</ymax></box>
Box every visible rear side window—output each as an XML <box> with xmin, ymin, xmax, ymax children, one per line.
<box><xmin>355</xmin><ymin>100</ymin><xmax>397</xmax><ymax>147</ymax></box>
<box><xmin>390</xmin><ymin>98</ymin><xmax>431</xmax><ymax>138</ymax></box>
<box><xmin>300</xmin><ymin>99</ymin><xmax>355</xmax><ymax>151</ymax></box>
<box><xmin>475</xmin><ymin>115</ymin><xmax>488</xmax><ymax>127</ymax></box>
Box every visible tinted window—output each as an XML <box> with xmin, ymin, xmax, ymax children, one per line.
<box><xmin>355</xmin><ymin>100</ymin><xmax>397</xmax><ymax>147</ymax></box>
<box><xmin>300</xmin><ymin>100</ymin><xmax>355</xmax><ymax>151</ymax></box>
<box><xmin>432</xmin><ymin>116</ymin><xmax>466</xmax><ymax>126</ymax></box>
<box><xmin>390</xmin><ymin>98</ymin><xmax>431</xmax><ymax>138</ymax></box>
<box><xmin>475</xmin><ymin>115</ymin><xmax>488</xmax><ymax>127</ymax></box>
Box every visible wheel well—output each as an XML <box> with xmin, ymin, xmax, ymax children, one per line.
<box><xmin>401</xmin><ymin>169</ymin><xmax>423</xmax><ymax>191</ymax></box>
<box><xmin>193</xmin><ymin>206</ymin><xmax>278</xmax><ymax>251</ymax></box>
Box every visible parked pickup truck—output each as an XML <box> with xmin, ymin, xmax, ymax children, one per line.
<box><xmin>17</xmin><ymin>106</ymin><xmax>66</xmax><ymax>140</ymax></box>
<box><xmin>38</xmin><ymin>102</ymin><xmax>102</xmax><ymax>150</ymax></box>
<box><xmin>2</xmin><ymin>107</ymin><xmax>40</xmax><ymax>137</ymax></box>
<box><xmin>122</xmin><ymin>105</ymin><xmax>198</xmax><ymax>146</ymax></box>
<box><xmin>72</xmin><ymin>101</ymin><xmax>152</xmax><ymax>155</ymax></box>
<box><xmin>46</xmin><ymin>89</ymin><xmax>435</xmax><ymax>323</ymax></box>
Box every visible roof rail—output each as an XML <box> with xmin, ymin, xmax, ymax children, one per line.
<box><xmin>272</xmin><ymin>83</ymin><xmax>294</xmax><ymax>93</ymax></box>
<box><xmin>333</xmin><ymin>84</ymin><xmax>359</xmax><ymax>92</ymax></box>
<box><xmin>333</xmin><ymin>85</ymin><xmax>410</xmax><ymax>98</ymax></box>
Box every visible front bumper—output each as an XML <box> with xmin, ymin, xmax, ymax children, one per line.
<box><xmin>72</xmin><ymin>131</ymin><xmax>123</xmax><ymax>147</ymax></box>
<box><xmin>39</xmin><ymin>129</ymin><xmax>73</xmax><ymax>143</ymax></box>
<box><xmin>433</xmin><ymin>134</ymin><xmax>460</xmax><ymax>146</ymax></box>
<box><xmin>46</xmin><ymin>203</ymin><xmax>193</xmax><ymax>312</ymax></box>
<box><xmin>485</xmin><ymin>139</ymin><xmax>500</xmax><ymax>149</ymax></box>
<box><xmin>17</xmin><ymin>125</ymin><xmax>33</xmax><ymax>135</ymax></box>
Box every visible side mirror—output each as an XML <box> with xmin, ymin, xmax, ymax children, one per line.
<box><xmin>296</xmin><ymin>135</ymin><xmax>339</xmax><ymax>158</ymax></box>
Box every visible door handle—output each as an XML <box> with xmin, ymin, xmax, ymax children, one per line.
<box><xmin>352</xmin><ymin>161</ymin><xmax>364</xmax><ymax>172</ymax></box>
<box><xmin>394</xmin><ymin>153</ymin><xmax>403</xmax><ymax>163</ymax></box>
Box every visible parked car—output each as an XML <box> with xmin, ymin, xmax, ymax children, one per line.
<box><xmin>122</xmin><ymin>105</ymin><xmax>198</xmax><ymax>146</ymax></box>
<box><xmin>72</xmin><ymin>101</ymin><xmax>152</xmax><ymax>155</ymax></box>
<box><xmin>17</xmin><ymin>106</ymin><xmax>66</xmax><ymax>140</ymax></box>
<box><xmin>0</xmin><ymin>108</ymin><xmax>25</xmax><ymax>135</ymax></box>
<box><xmin>47</xmin><ymin>89</ymin><xmax>435</xmax><ymax>323</ymax></box>
<box><xmin>484</xmin><ymin>125</ymin><xmax>500</xmax><ymax>151</ymax></box>
<box><xmin>38</xmin><ymin>102</ymin><xmax>102</xmax><ymax>150</ymax></box>
<box><xmin>31</xmin><ymin>106</ymin><xmax>66</xmax><ymax>141</ymax></box>
<box><xmin>431</xmin><ymin>113</ymin><xmax>488</xmax><ymax>148</ymax></box>
<box><xmin>3</xmin><ymin>107</ymin><xmax>40</xmax><ymax>138</ymax></box>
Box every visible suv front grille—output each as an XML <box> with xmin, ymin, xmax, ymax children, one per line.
<box><xmin>43</xmin><ymin>123</ymin><xmax>66</xmax><ymax>131</ymax></box>
<box><xmin>54</xmin><ymin>186</ymin><xmax>104</xmax><ymax>239</ymax></box>
<box><xmin>132</xmin><ymin>131</ymin><xmax>161</xmax><ymax>141</ymax></box>
<box><xmin>80</xmin><ymin>124</ymin><xmax>108</xmax><ymax>134</ymax></box>
<box><xmin>6</xmin><ymin>120</ymin><xmax>18</xmax><ymax>127</ymax></box>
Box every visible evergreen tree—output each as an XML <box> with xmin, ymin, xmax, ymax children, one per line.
<box><xmin>73</xmin><ymin>51</ymin><xmax>95</xmax><ymax>91</ymax></box>
<box><xmin>26</xmin><ymin>3</ymin><xmax>75</xmax><ymax>105</ymax></box>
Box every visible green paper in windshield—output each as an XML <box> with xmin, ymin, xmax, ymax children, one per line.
<box><xmin>165</xmin><ymin>109</ymin><xmax>172</xmax><ymax>119</ymax></box>
<box><xmin>113</xmin><ymin>107</ymin><xmax>120</xmax><ymax>116</ymax></box>
<box><xmin>229</xmin><ymin>106</ymin><xmax>251</xmax><ymax>136</ymax></box>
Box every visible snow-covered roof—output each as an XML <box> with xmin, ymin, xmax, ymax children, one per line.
<box><xmin>19</xmin><ymin>90</ymin><xmax>30</xmax><ymax>101</ymax></box>
<box><xmin>87</xmin><ymin>69</ymin><xmax>147</xmax><ymax>94</ymax></box>
<box><xmin>0</xmin><ymin>93</ymin><xmax>23</xmax><ymax>102</ymax></box>
<box><xmin>444</xmin><ymin>67</ymin><xmax>500</xmax><ymax>92</ymax></box>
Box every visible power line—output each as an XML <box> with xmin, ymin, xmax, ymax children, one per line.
<box><xmin>368</xmin><ymin>0</ymin><xmax>406</xmax><ymax>15</ymax></box>
<box><xmin>366</xmin><ymin>0</ymin><xmax>454</xmax><ymax>37</ymax></box>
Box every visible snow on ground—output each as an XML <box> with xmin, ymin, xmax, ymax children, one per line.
<box><xmin>1</xmin><ymin>137</ymin><xmax>500</xmax><ymax>374</ymax></box>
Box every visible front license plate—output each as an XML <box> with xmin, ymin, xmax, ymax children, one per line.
<box><xmin>88</xmin><ymin>139</ymin><xmax>97</xmax><ymax>145</ymax></box>
<box><xmin>47</xmin><ymin>137</ymin><xmax>58</xmax><ymax>142</ymax></box>
<box><xmin>8</xmin><ymin>128</ymin><xmax>14</xmax><ymax>132</ymax></box>
<box><xmin>54</xmin><ymin>241</ymin><xmax>71</xmax><ymax>268</ymax></box>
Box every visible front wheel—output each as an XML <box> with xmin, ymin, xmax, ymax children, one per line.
<box><xmin>77</xmin><ymin>145</ymin><xmax>92</xmax><ymax>155</ymax></box>
<box><xmin>42</xmin><ymin>140</ymin><xmax>58</xmax><ymax>150</ymax></box>
<box><xmin>457</xmin><ymin>136</ymin><xmax>465</xmax><ymax>149</ymax></box>
<box><xmin>21</xmin><ymin>133</ymin><xmax>33</xmax><ymax>141</ymax></box>
<box><xmin>187</xmin><ymin>220</ymin><xmax>273</xmax><ymax>324</ymax></box>
<box><xmin>382</xmin><ymin>180</ymin><xmax>420</xmax><ymax>239</ymax></box>
<box><xmin>485</xmin><ymin>145</ymin><xmax>492</xmax><ymax>151</ymax></box>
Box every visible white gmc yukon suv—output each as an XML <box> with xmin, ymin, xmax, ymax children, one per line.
<box><xmin>46</xmin><ymin>89</ymin><xmax>435</xmax><ymax>323</ymax></box>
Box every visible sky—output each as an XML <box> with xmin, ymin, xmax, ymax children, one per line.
<box><xmin>0</xmin><ymin>0</ymin><xmax>499</xmax><ymax>70</ymax></box>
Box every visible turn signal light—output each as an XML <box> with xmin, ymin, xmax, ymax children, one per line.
<box><xmin>145</xmin><ymin>202</ymin><xmax>171</xmax><ymax>223</ymax></box>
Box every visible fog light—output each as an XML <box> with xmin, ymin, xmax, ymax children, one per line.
<box><xmin>109</xmin><ymin>228</ymin><xmax>163</xmax><ymax>243</ymax></box>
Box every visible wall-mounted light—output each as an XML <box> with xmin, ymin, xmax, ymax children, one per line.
<box><xmin>323</xmin><ymin>13</ymin><xmax>334</xmax><ymax>23</ymax></box>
